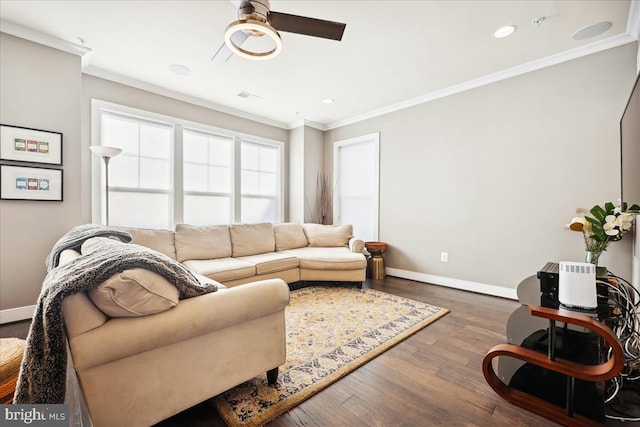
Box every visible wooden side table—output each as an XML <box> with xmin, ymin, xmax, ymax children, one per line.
<box><xmin>365</xmin><ymin>241</ymin><xmax>387</xmax><ymax>280</ymax></box>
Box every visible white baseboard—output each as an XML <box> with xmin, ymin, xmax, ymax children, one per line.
<box><xmin>0</xmin><ymin>305</ymin><xmax>35</xmax><ymax>324</ymax></box>
<box><xmin>386</xmin><ymin>267</ymin><xmax>518</xmax><ymax>300</ymax></box>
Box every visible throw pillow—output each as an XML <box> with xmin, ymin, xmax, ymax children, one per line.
<box><xmin>302</xmin><ymin>224</ymin><xmax>353</xmax><ymax>247</ymax></box>
<box><xmin>230</xmin><ymin>223</ymin><xmax>275</xmax><ymax>257</ymax></box>
<box><xmin>87</xmin><ymin>268</ymin><xmax>180</xmax><ymax>317</ymax></box>
<box><xmin>273</xmin><ymin>223</ymin><xmax>308</xmax><ymax>251</ymax></box>
<box><xmin>81</xmin><ymin>237</ymin><xmax>181</xmax><ymax>317</ymax></box>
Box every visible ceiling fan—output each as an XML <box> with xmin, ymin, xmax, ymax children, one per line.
<box><xmin>212</xmin><ymin>0</ymin><xmax>346</xmax><ymax>61</ymax></box>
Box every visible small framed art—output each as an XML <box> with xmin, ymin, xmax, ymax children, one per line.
<box><xmin>0</xmin><ymin>164</ymin><xmax>63</xmax><ymax>201</ymax></box>
<box><xmin>0</xmin><ymin>124</ymin><xmax>63</xmax><ymax>165</ymax></box>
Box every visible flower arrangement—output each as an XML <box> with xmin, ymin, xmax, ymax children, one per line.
<box><xmin>567</xmin><ymin>201</ymin><xmax>639</xmax><ymax>265</ymax></box>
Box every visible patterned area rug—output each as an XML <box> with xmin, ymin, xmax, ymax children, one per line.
<box><xmin>212</xmin><ymin>285</ymin><xmax>449</xmax><ymax>427</ymax></box>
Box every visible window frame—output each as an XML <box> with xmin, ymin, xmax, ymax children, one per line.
<box><xmin>91</xmin><ymin>99</ymin><xmax>284</xmax><ymax>228</ymax></box>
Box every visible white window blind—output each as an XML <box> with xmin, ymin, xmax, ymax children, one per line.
<box><xmin>101</xmin><ymin>112</ymin><xmax>173</xmax><ymax>229</ymax></box>
<box><xmin>92</xmin><ymin>100</ymin><xmax>284</xmax><ymax>229</ymax></box>
<box><xmin>183</xmin><ymin>129</ymin><xmax>233</xmax><ymax>225</ymax></box>
<box><xmin>334</xmin><ymin>133</ymin><xmax>380</xmax><ymax>241</ymax></box>
<box><xmin>241</xmin><ymin>140</ymin><xmax>281</xmax><ymax>223</ymax></box>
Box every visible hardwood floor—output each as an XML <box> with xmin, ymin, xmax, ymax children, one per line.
<box><xmin>0</xmin><ymin>277</ymin><xmax>571</xmax><ymax>425</ymax></box>
<box><xmin>157</xmin><ymin>277</ymin><xmax>560</xmax><ymax>427</ymax></box>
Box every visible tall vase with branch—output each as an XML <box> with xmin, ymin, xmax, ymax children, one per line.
<box><xmin>305</xmin><ymin>172</ymin><xmax>333</xmax><ymax>225</ymax></box>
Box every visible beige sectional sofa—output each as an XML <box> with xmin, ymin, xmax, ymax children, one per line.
<box><xmin>129</xmin><ymin>222</ymin><xmax>367</xmax><ymax>287</ymax></box>
<box><xmin>58</xmin><ymin>222</ymin><xmax>365</xmax><ymax>426</ymax></box>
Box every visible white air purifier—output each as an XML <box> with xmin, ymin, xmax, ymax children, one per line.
<box><xmin>558</xmin><ymin>261</ymin><xmax>597</xmax><ymax>310</ymax></box>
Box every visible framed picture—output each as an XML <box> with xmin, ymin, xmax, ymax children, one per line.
<box><xmin>0</xmin><ymin>124</ymin><xmax>62</xmax><ymax>165</ymax></box>
<box><xmin>1</xmin><ymin>164</ymin><xmax>63</xmax><ymax>201</ymax></box>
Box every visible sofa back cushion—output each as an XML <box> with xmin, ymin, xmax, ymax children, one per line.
<box><xmin>175</xmin><ymin>224</ymin><xmax>232</xmax><ymax>262</ymax></box>
<box><xmin>273</xmin><ymin>223</ymin><xmax>308</xmax><ymax>251</ymax></box>
<box><xmin>230</xmin><ymin>223</ymin><xmax>275</xmax><ymax>257</ymax></box>
<box><xmin>302</xmin><ymin>224</ymin><xmax>353</xmax><ymax>247</ymax></box>
<box><xmin>118</xmin><ymin>227</ymin><xmax>177</xmax><ymax>260</ymax></box>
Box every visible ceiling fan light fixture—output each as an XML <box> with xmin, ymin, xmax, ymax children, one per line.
<box><xmin>224</xmin><ymin>19</ymin><xmax>282</xmax><ymax>60</ymax></box>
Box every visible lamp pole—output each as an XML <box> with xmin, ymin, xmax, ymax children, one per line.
<box><xmin>90</xmin><ymin>146</ymin><xmax>123</xmax><ymax>226</ymax></box>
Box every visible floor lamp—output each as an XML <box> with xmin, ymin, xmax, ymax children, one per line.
<box><xmin>90</xmin><ymin>146</ymin><xmax>123</xmax><ymax>226</ymax></box>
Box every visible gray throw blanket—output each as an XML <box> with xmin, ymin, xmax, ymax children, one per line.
<box><xmin>14</xmin><ymin>225</ymin><xmax>220</xmax><ymax>404</ymax></box>
<box><xmin>45</xmin><ymin>223</ymin><xmax>132</xmax><ymax>271</ymax></box>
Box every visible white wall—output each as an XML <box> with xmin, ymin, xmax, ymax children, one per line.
<box><xmin>0</xmin><ymin>34</ymin><xmax>83</xmax><ymax>316</ymax></box>
<box><xmin>326</xmin><ymin>43</ymin><xmax>638</xmax><ymax>294</ymax></box>
<box><xmin>289</xmin><ymin>126</ymin><xmax>305</xmax><ymax>222</ymax></box>
<box><xmin>303</xmin><ymin>126</ymin><xmax>325</xmax><ymax>223</ymax></box>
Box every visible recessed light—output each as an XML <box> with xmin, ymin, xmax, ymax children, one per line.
<box><xmin>168</xmin><ymin>64</ymin><xmax>192</xmax><ymax>76</ymax></box>
<box><xmin>322</xmin><ymin>98</ymin><xmax>334</xmax><ymax>104</ymax></box>
<box><xmin>493</xmin><ymin>25</ymin><xmax>518</xmax><ymax>39</ymax></box>
<box><xmin>572</xmin><ymin>21</ymin><xmax>612</xmax><ymax>40</ymax></box>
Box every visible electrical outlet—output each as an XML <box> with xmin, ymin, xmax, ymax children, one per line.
<box><xmin>440</xmin><ymin>252</ymin><xmax>448</xmax><ymax>262</ymax></box>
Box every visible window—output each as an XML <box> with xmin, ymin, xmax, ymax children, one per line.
<box><xmin>333</xmin><ymin>133</ymin><xmax>380</xmax><ymax>241</ymax></box>
<box><xmin>183</xmin><ymin>129</ymin><xmax>233</xmax><ymax>225</ymax></box>
<box><xmin>241</xmin><ymin>140</ymin><xmax>280</xmax><ymax>223</ymax></box>
<box><xmin>101</xmin><ymin>112</ymin><xmax>173</xmax><ymax>229</ymax></box>
<box><xmin>92</xmin><ymin>100</ymin><xmax>283</xmax><ymax>228</ymax></box>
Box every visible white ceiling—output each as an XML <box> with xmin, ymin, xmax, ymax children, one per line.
<box><xmin>0</xmin><ymin>1</ymin><xmax>638</xmax><ymax>130</ymax></box>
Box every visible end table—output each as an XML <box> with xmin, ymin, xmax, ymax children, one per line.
<box><xmin>365</xmin><ymin>241</ymin><xmax>387</xmax><ymax>280</ymax></box>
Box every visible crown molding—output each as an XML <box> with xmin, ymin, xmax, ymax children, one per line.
<box><xmin>326</xmin><ymin>32</ymin><xmax>636</xmax><ymax>130</ymax></box>
<box><xmin>83</xmin><ymin>66</ymin><xmax>289</xmax><ymax>130</ymax></box>
<box><xmin>627</xmin><ymin>0</ymin><xmax>640</xmax><ymax>40</ymax></box>
<box><xmin>0</xmin><ymin>19</ymin><xmax>91</xmax><ymax>56</ymax></box>
<box><xmin>287</xmin><ymin>119</ymin><xmax>326</xmax><ymax>131</ymax></box>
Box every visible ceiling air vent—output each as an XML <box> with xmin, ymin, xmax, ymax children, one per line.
<box><xmin>237</xmin><ymin>91</ymin><xmax>262</xmax><ymax>101</ymax></box>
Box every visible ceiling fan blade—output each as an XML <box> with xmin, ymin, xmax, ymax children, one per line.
<box><xmin>211</xmin><ymin>29</ymin><xmax>249</xmax><ymax>62</ymax></box>
<box><xmin>269</xmin><ymin>11</ymin><xmax>346</xmax><ymax>41</ymax></box>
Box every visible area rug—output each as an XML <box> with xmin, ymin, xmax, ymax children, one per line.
<box><xmin>212</xmin><ymin>285</ymin><xmax>450</xmax><ymax>427</ymax></box>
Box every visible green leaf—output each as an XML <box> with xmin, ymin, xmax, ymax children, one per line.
<box><xmin>622</xmin><ymin>202</ymin><xmax>628</xmax><ymax>212</ymax></box>
<box><xmin>604</xmin><ymin>202</ymin><xmax>614</xmax><ymax>214</ymax></box>
<box><xmin>585</xmin><ymin>216</ymin><xmax>600</xmax><ymax>226</ymax></box>
<box><xmin>628</xmin><ymin>203</ymin><xmax>640</xmax><ymax>212</ymax></box>
<box><xmin>590</xmin><ymin>205</ymin><xmax>607</xmax><ymax>222</ymax></box>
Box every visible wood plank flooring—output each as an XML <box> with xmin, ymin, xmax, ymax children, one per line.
<box><xmin>159</xmin><ymin>276</ymin><xmax>561</xmax><ymax>426</ymax></box>
<box><xmin>1</xmin><ymin>277</ymin><xmax>564</xmax><ymax>426</ymax></box>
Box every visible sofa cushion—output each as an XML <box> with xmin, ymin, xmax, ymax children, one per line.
<box><xmin>302</xmin><ymin>224</ymin><xmax>353</xmax><ymax>247</ymax></box>
<box><xmin>182</xmin><ymin>258</ymin><xmax>256</xmax><ymax>282</ymax></box>
<box><xmin>280</xmin><ymin>247</ymin><xmax>366</xmax><ymax>270</ymax></box>
<box><xmin>118</xmin><ymin>227</ymin><xmax>177</xmax><ymax>260</ymax></box>
<box><xmin>230</xmin><ymin>223</ymin><xmax>275</xmax><ymax>257</ymax></box>
<box><xmin>175</xmin><ymin>224</ymin><xmax>231</xmax><ymax>262</ymax></box>
<box><xmin>87</xmin><ymin>268</ymin><xmax>180</xmax><ymax>317</ymax></box>
<box><xmin>238</xmin><ymin>252</ymin><xmax>299</xmax><ymax>275</ymax></box>
<box><xmin>273</xmin><ymin>223</ymin><xmax>308</xmax><ymax>251</ymax></box>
